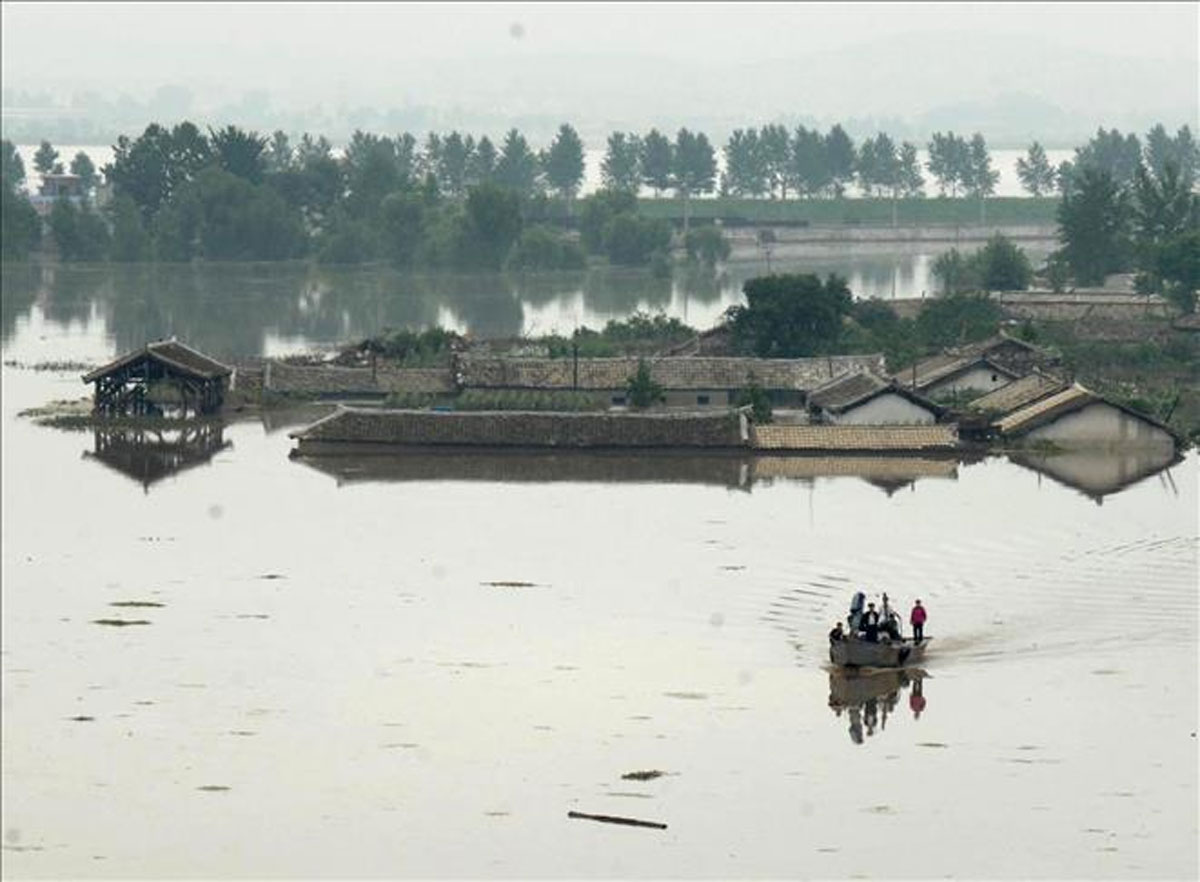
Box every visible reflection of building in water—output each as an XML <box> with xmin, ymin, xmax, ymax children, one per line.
<box><xmin>84</xmin><ymin>423</ymin><xmax>231</xmax><ymax>492</ymax></box>
<box><xmin>1008</xmin><ymin>447</ymin><xmax>1183</xmax><ymax>504</ymax></box>
<box><xmin>293</xmin><ymin>449</ymin><xmax>962</xmax><ymax>495</ymax></box>
<box><xmin>828</xmin><ymin>669</ymin><xmax>927</xmax><ymax>745</ymax></box>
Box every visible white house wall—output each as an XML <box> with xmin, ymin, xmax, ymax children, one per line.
<box><xmin>1025</xmin><ymin>402</ymin><xmax>1175</xmax><ymax>448</ymax></box>
<box><xmin>829</xmin><ymin>394</ymin><xmax>936</xmax><ymax>425</ymax></box>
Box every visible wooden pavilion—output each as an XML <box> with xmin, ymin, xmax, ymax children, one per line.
<box><xmin>82</xmin><ymin>339</ymin><xmax>233</xmax><ymax>417</ymax></box>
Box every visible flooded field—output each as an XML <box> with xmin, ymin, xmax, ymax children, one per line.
<box><xmin>1</xmin><ymin>286</ymin><xmax>1196</xmax><ymax>879</ymax></box>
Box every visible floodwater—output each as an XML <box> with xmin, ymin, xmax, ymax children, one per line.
<box><xmin>1</xmin><ymin>271</ymin><xmax>1197</xmax><ymax>879</ymax></box>
<box><xmin>1</xmin><ymin>248</ymin><xmax>1055</xmax><ymax>361</ymax></box>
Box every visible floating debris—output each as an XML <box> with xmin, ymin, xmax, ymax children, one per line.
<box><xmin>196</xmin><ymin>785</ymin><xmax>231</xmax><ymax>792</ymax></box>
<box><xmin>69</xmin><ymin>715</ymin><xmax>95</xmax><ymax>722</ymax></box>
<box><xmin>93</xmin><ymin>619</ymin><xmax>151</xmax><ymax>627</ymax></box>
<box><xmin>663</xmin><ymin>691</ymin><xmax>708</xmax><ymax>700</ymax></box>
<box><xmin>481</xmin><ymin>580</ymin><xmax>537</xmax><ymax>588</ymax></box>
<box><xmin>567</xmin><ymin>810</ymin><xmax>667</xmax><ymax>830</ymax></box>
<box><xmin>621</xmin><ymin>770</ymin><xmax>666</xmax><ymax>781</ymax></box>
<box><xmin>257</xmin><ymin>573</ymin><xmax>286</xmax><ymax>580</ymax></box>
<box><xmin>917</xmin><ymin>742</ymin><xmax>949</xmax><ymax>748</ymax></box>
<box><xmin>109</xmin><ymin>601</ymin><xmax>165</xmax><ymax>608</ymax></box>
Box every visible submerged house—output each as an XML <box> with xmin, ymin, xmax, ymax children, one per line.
<box><xmin>459</xmin><ymin>355</ymin><xmax>886</xmax><ymax>408</ymax></box>
<box><xmin>807</xmin><ymin>371</ymin><xmax>944</xmax><ymax>425</ymax></box>
<box><xmin>965</xmin><ymin>370</ymin><xmax>1069</xmax><ymax>418</ymax></box>
<box><xmin>995</xmin><ymin>383</ymin><xmax>1177</xmax><ymax>450</ymax></box>
<box><xmin>82</xmin><ymin>339</ymin><xmax>232</xmax><ymax>417</ymax></box>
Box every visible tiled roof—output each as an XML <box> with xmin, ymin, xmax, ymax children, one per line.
<box><xmin>265</xmin><ymin>362</ymin><xmax>454</xmax><ymax>395</ymax></box>
<box><xmin>461</xmin><ymin>355</ymin><xmax>886</xmax><ymax>392</ymax></box>
<box><xmin>893</xmin><ymin>354</ymin><xmax>1017</xmax><ymax>391</ymax></box>
<box><xmin>82</xmin><ymin>340</ymin><xmax>232</xmax><ymax>383</ymax></box>
<box><xmin>751</xmin><ymin>424</ymin><xmax>959</xmax><ymax>451</ymax></box>
<box><xmin>995</xmin><ymin>384</ymin><xmax>1096</xmax><ymax>435</ymax></box>
<box><xmin>807</xmin><ymin>371</ymin><xmax>889</xmax><ymax>410</ymax></box>
<box><xmin>968</xmin><ymin>371</ymin><xmax>1067</xmax><ymax>415</ymax></box>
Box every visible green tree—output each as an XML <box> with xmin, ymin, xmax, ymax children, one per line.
<box><xmin>640</xmin><ymin>128</ymin><xmax>673</xmax><ymax>196</ymax></box>
<box><xmin>33</xmin><ymin>140</ymin><xmax>59</xmax><ymax>175</ymax></box>
<box><xmin>0</xmin><ymin>184</ymin><xmax>40</xmax><ymax>258</ymax></box>
<box><xmin>734</xmin><ymin>372</ymin><xmax>773</xmax><ymax>423</ymax></box>
<box><xmin>974</xmin><ymin>234</ymin><xmax>1033</xmax><ymax>291</ymax></box>
<box><xmin>1066</xmin><ymin>127</ymin><xmax>1142</xmax><ymax>190</ymax></box>
<box><xmin>69</xmin><ymin>151</ymin><xmax>99</xmax><ymax>193</ymax></box>
<box><xmin>1016</xmin><ymin>141</ymin><xmax>1056</xmax><ymax>197</ymax></box>
<box><xmin>1057</xmin><ymin>167</ymin><xmax>1133</xmax><ymax>286</ymax></box>
<box><xmin>437</xmin><ymin>131</ymin><xmax>473</xmax><ymax>198</ymax></box>
<box><xmin>673</xmin><ymin>127</ymin><xmax>716</xmax><ymax>235</ymax></box>
<box><xmin>494</xmin><ymin>129</ymin><xmax>541</xmax><ymax>196</ymax></box>
<box><xmin>209</xmin><ymin>125</ymin><xmax>267</xmax><ymax>184</ymax></box>
<box><xmin>931</xmin><ymin>249</ymin><xmax>977</xmax><ymax>295</ymax></box>
<box><xmin>1</xmin><ymin>139</ymin><xmax>26</xmax><ymax>189</ymax></box>
<box><xmin>1143</xmin><ymin>124</ymin><xmax>1198</xmax><ymax>189</ymax></box>
<box><xmin>341</xmin><ymin>130</ymin><xmax>403</xmax><ymax>219</ymax></box>
<box><xmin>914</xmin><ymin>293</ymin><xmax>1004</xmax><ymax>349</ymax></box>
<box><xmin>1154</xmin><ymin>229</ymin><xmax>1200</xmax><ymax>313</ymax></box>
<box><xmin>724</xmin><ymin>273</ymin><xmax>853</xmax><ymax>357</ymax></box>
<box><xmin>603</xmin><ymin>212</ymin><xmax>671</xmax><ymax>266</ymax></box>
<box><xmin>266</xmin><ymin>130</ymin><xmax>294</xmax><ymax>173</ymax></box>
<box><xmin>105</xmin><ymin>122</ymin><xmax>212</xmax><ymax>221</ymax></box>
<box><xmin>464</xmin><ymin>183</ymin><xmax>523</xmax><ymax>269</ymax></box>
<box><xmin>926</xmin><ymin>131</ymin><xmax>969</xmax><ymax>197</ymax></box>
<box><xmin>379</xmin><ymin>190</ymin><xmax>427</xmax><ymax>268</ymax></box>
<box><xmin>760</xmin><ymin>123</ymin><xmax>792</xmax><ymax>199</ymax></box>
<box><xmin>964</xmin><ymin>133</ymin><xmax>999</xmax><ymax>222</ymax></box>
<box><xmin>48</xmin><ymin>199</ymin><xmax>110</xmax><ymax>261</ymax></box>
<box><xmin>108</xmin><ymin>194</ymin><xmax>152</xmax><ymax>262</ymax></box>
<box><xmin>684</xmin><ymin>225</ymin><xmax>730</xmax><ymax>267</ymax></box>
<box><xmin>723</xmin><ymin>128</ymin><xmax>766</xmax><ymax>197</ymax></box>
<box><xmin>626</xmin><ymin>358</ymin><xmax>664</xmax><ymax>408</ymax></box>
<box><xmin>467</xmin><ymin>135</ymin><xmax>497</xmax><ymax>187</ymax></box>
<box><xmin>542</xmin><ymin>123</ymin><xmax>585</xmax><ymax>203</ymax></box>
<box><xmin>825</xmin><ymin>125</ymin><xmax>856</xmax><ymax>198</ymax></box>
<box><xmin>600</xmin><ymin>131</ymin><xmax>642</xmax><ymax>194</ymax></box>
<box><xmin>579</xmin><ymin>188</ymin><xmax>637</xmax><ymax>253</ymax></box>
<box><xmin>897</xmin><ymin>142</ymin><xmax>925</xmax><ymax>198</ymax></box>
<box><xmin>181</xmin><ymin>166</ymin><xmax>306</xmax><ymax>260</ymax></box>
<box><xmin>506</xmin><ymin>224</ymin><xmax>586</xmax><ymax>271</ymax></box>
<box><xmin>791</xmin><ymin>125</ymin><xmax>830</xmax><ymax>198</ymax></box>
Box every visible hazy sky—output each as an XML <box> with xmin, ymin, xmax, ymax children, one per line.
<box><xmin>2</xmin><ymin>2</ymin><xmax>1196</xmax><ymax>140</ymax></box>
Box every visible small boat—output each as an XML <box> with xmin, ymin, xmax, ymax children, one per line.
<box><xmin>829</xmin><ymin>635</ymin><xmax>929</xmax><ymax>668</ymax></box>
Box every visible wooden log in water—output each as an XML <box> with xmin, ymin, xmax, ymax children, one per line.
<box><xmin>567</xmin><ymin>810</ymin><xmax>667</xmax><ymax>830</ymax></box>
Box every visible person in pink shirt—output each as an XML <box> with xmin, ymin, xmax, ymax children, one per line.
<box><xmin>910</xmin><ymin>599</ymin><xmax>927</xmax><ymax>643</ymax></box>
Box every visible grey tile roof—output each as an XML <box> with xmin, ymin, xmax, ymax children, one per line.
<box><xmin>752</xmin><ymin>424</ymin><xmax>959</xmax><ymax>451</ymax></box>
<box><xmin>968</xmin><ymin>371</ymin><xmax>1067</xmax><ymax>415</ymax></box>
<box><xmin>893</xmin><ymin>354</ymin><xmax>1018</xmax><ymax>391</ymax></box>
<box><xmin>461</xmin><ymin>355</ymin><xmax>886</xmax><ymax>392</ymax></box>
<box><xmin>807</xmin><ymin>371</ymin><xmax>890</xmax><ymax>410</ymax></box>
<box><xmin>995</xmin><ymin>384</ymin><xmax>1096</xmax><ymax>435</ymax></box>
<box><xmin>265</xmin><ymin>362</ymin><xmax>454</xmax><ymax>395</ymax></box>
<box><xmin>82</xmin><ymin>340</ymin><xmax>232</xmax><ymax>383</ymax></box>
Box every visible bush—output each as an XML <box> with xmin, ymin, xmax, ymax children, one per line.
<box><xmin>684</xmin><ymin>225</ymin><xmax>731</xmax><ymax>266</ymax></box>
<box><xmin>626</xmin><ymin>358</ymin><xmax>664</xmax><ymax>408</ymax></box>
<box><xmin>506</xmin><ymin>225</ymin><xmax>586</xmax><ymax>271</ymax></box>
<box><xmin>603</xmin><ymin>212</ymin><xmax>672</xmax><ymax>266</ymax></box>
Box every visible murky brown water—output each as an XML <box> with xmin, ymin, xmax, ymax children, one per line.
<box><xmin>2</xmin><ymin>299</ymin><xmax>1197</xmax><ymax>879</ymax></box>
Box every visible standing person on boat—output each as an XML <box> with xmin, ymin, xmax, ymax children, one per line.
<box><xmin>848</xmin><ymin>592</ymin><xmax>865</xmax><ymax>631</ymax></box>
<box><xmin>862</xmin><ymin>602</ymin><xmax>881</xmax><ymax>642</ymax></box>
<box><xmin>910</xmin><ymin>599</ymin><xmax>927</xmax><ymax>643</ymax></box>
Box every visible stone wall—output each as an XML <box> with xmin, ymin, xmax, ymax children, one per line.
<box><xmin>292</xmin><ymin>407</ymin><xmax>746</xmax><ymax>449</ymax></box>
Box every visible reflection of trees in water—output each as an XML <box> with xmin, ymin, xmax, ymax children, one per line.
<box><xmin>675</xmin><ymin>265</ymin><xmax>728</xmax><ymax>307</ymax></box>
<box><xmin>1</xmin><ymin>263</ymin><xmax>40</xmax><ymax>345</ymax></box>
<box><xmin>582</xmin><ymin>267</ymin><xmax>672</xmax><ymax>317</ymax></box>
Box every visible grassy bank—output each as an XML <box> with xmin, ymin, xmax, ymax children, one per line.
<box><xmin>638</xmin><ymin>196</ymin><xmax>1059</xmax><ymax>228</ymax></box>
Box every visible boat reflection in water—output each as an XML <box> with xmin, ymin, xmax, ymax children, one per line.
<box><xmin>83</xmin><ymin>422</ymin><xmax>231</xmax><ymax>492</ymax></box>
<box><xmin>828</xmin><ymin>668</ymin><xmax>927</xmax><ymax>745</ymax></box>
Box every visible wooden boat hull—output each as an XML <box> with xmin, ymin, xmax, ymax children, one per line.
<box><xmin>830</xmin><ymin>637</ymin><xmax>929</xmax><ymax>668</ymax></box>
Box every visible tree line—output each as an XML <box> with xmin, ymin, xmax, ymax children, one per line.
<box><xmin>2</xmin><ymin>121</ymin><xmax>1196</xmax><ymax>290</ymax></box>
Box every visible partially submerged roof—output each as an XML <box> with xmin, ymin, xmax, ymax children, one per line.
<box><xmin>967</xmin><ymin>371</ymin><xmax>1068</xmax><ymax>416</ymax></box>
<box><xmin>461</xmin><ymin>355</ymin><xmax>886</xmax><ymax>392</ymax></box>
<box><xmin>752</xmin><ymin>424</ymin><xmax>959</xmax><ymax>452</ymax></box>
<box><xmin>808</xmin><ymin>370</ymin><xmax>944</xmax><ymax>415</ymax></box>
<box><xmin>996</xmin><ymin>383</ymin><xmax>1175</xmax><ymax>439</ymax></box>
<box><xmin>83</xmin><ymin>339</ymin><xmax>232</xmax><ymax>384</ymax></box>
